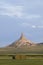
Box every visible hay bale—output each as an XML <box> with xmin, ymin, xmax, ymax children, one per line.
<box><xmin>15</xmin><ymin>55</ymin><xmax>26</xmax><ymax>60</ymax></box>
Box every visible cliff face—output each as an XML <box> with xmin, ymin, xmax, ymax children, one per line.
<box><xmin>0</xmin><ymin>33</ymin><xmax>43</xmax><ymax>54</ymax></box>
<box><xmin>8</xmin><ymin>33</ymin><xmax>35</xmax><ymax>48</ymax></box>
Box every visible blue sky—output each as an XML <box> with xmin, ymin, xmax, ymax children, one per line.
<box><xmin>0</xmin><ymin>0</ymin><xmax>43</xmax><ymax>47</ymax></box>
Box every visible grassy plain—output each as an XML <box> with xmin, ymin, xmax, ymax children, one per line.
<box><xmin>0</xmin><ymin>59</ymin><xmax>43</xmax><ymax>65</ymax></box>
<box><xmin>0</xmin><ymin>44</ymin><xmax>43</xmax><ymax>65</ymax></box>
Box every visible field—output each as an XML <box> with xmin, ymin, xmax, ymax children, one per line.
<box><xmin>0</xmin><ymin>54</ymin><xmax>43</xmax><ymax>65</ymax></box>
<box><xmin>0</xmin><ymin>44</ymin><xmax>43</xmax><ymax>65</ymax></box>
<box><xmin>0</xmin><ymin>59</ymin><xmax>43</xmax><ymax>65</ymax></box>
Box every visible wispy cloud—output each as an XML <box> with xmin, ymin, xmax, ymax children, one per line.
<box><xmin>32</xmin><ymin>25</ymin><xmax>36</xmax><ymax>28</ymax></box>
<box><xmin>0</xmin><ymin>1</ymin><xmax>23</xmax><ymax>18</ymax></box>
<box><xmin>37</xmin><ymin>26</ymin><xmax>43</xmax><ymax>28</ymax></box>
<box><xmin>23</xmin><ymin>14</ymin><xmax>41</xmax><ymax>19</ymax></box>
<box><xmin>32</xmin><ymin>25</ymin><xmax>43</xmax><ymax>29</ymax></box>
<box><xmin>20</xmin><ymin>22</ymin><xmax>43</xmax><ymax>29</ymax></box>
<box><xmin>0</xmin><ymin>1</ymin><xmax>41</xmax><ymax>19</ymax></box>
<box><xmin>20</xmin><ymin>22</ymin><xmax>30</xmax><ymax>27</ymax></box>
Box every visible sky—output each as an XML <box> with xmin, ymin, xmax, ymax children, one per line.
<box><xmin>0</xmin><ymin>0</ymin><xmax>43</xmax><ymax>47</ymax></box>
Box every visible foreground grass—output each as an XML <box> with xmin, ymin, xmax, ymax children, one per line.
<box><xmin>0</xmin><ymin>59</ymin><xmax>43</xmax><ymax>65</ymax></box>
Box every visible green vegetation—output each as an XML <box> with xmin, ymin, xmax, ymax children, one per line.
<box><xmin>0</xmin><ymin>59</ymin><xmax>43</xmax><ymax>65</ymax></box>
<box><xmin>0</xmin><ymin>44</ymin><xmax>43</xmax><ymax>55</ymax></box>
<box><xmin>0</xmin><ymin>55</ymin><xmax>43</xmax><ymax>65</ymax></box>
<box><xmin>0</xmin><ymin>54</ymin><xmax>43</xmax><ymax>59</ymax></box>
